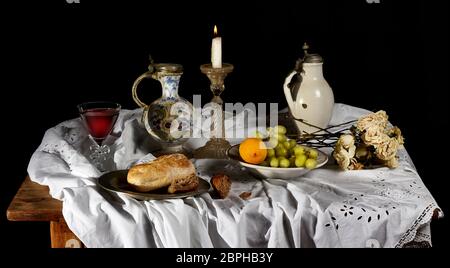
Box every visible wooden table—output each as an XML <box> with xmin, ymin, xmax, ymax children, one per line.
<box><xmin>7</xmin><ymin>177</ymin><xmax>84</xmax><ymax>248</ymax></box>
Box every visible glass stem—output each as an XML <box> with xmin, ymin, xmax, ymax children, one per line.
<box><xmin>88</xmin><ymin>136</ymin><xmax>110</xmax><ymax>172</ymax></box>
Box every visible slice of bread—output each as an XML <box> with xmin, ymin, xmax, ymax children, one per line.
<box><xmin>211</xmin><ymin>174</ymin><xmax>231</xmax><ymax>199</ymax></box>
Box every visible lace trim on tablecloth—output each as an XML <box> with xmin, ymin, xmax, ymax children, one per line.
<box><xmin>395</xmin><ymin>203</ymin><xmax>442</xmax><ymax>248</ymax></box>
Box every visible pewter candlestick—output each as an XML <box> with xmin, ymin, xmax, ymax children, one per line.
<box><xmin>193</xmin><ymin>63</ymin><xmax>234</xmax><ymax>159</ymax></box>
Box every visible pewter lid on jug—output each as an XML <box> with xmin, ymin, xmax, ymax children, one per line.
<box><xmin>147</xmin><ymin>55</ymin><xmax>183</xmax><ymax>74</ymax></box>
<box><xmin>151</xmin><ymin>63</ymin><xmax>184</xmax><ymax>73</ymax></box>
<box><xmin>302</xmin><ymin>42</ymin><xmax>323</xmax><ymax>63</ymax></box>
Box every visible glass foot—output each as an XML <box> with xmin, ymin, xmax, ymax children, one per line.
<box><xmin>193</xmin><ymin>138</ymin><xmax>231</xmax><ymax>159</ymax></box>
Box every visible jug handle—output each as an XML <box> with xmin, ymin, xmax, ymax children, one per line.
<box><xmin>283</xmin><ymin>70</ymin><xmax>297</xmax><ymax>112</ymax></box>
<box><xmin>132</xmin><ymin>71</ymin><xmax>154</xmax><ymax>108</ymax></box>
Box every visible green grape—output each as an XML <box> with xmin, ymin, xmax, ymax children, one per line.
<box><xmin>274</xmin><ymin>125</ymin><xmax>287</xmax><ymax>135</ymax></box>
<box><xmin>268</xmin><ymin>137</ymin><xmax>278</xmax><ymax>148</ymax></box>
<box><xmin>283</xmin><ymin>141</ymin><xmax>292</xmax><ymax>150</ymax></box>
<box><xmin>279</xmin><ymin>158</ymin><xmax>290</xmax><ymax>168</ymax></box>
<box><xmin>308</xmin><ymin>149</ymin><xmax>319</xmax><ymax>159</ymax></box>
<box><xmin>295</xmin><ymin>154</ymin><xmax>307</xmax><ymax>167</ymax></box>
<box><xmin>260</xmin><ymin>160</ymin><xmax>269</xmax><ymax>167</ymax></box>
<box><xmin>293</xmin><ymin>145</ymin><xmax>305</xmax><ymax>156</ymax></box>
<box><xmin>305</xmin><ymin>158</ymin><xmax>317</xmax><ymax>169</ymax></box>
<box><xmin>275</xmin><ymin>143</ymin><xmax>285</xmax><ymax>150</ymax></box>
<box><xmin>289</xmin><ymin>139</ymin><xmax>297</xmax><ymax>149</ymax></box>
<box><xmin>289</xmin><ymin>156</ymin><xmax>296</xmax><ymax>167</ymax></box>
<box><xmin>276</xmin><ymin>147</ymin><xmax>288</xmax><ymax>157</ymax></box>
<box><xmin>255</xmin><ymin>131</ymin><xmax>266</xmax><ymax>139</ymax></box>
<box><xmin>267</xmin><ymin>148</ymin><xmax>275</xmax><ymax>158</ymax></box>
<box><xmin>275</xmin><ymin>133</ymin><xmax>287</xmax><ymax>142</ymax></box>
<box><xmin>270</xmin><ymin>157</ymin><xmax>279</xmax><ymax>168</ymax></box>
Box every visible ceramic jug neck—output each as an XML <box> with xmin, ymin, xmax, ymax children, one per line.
<box><xmin>160</xmin><ymin>75</ymin><xmax>181</xmax><ymax>98</ymax></box>
<box><xmin>303</xmin><ymin>63</ymin><xmax>324</xmax><ymax>79</ymax></box>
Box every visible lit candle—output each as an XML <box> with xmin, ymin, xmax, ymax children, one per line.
<box><xmin>211</xmin><ymin>25</ymin><xmax>222</xmax><ymax>68</ymax></box>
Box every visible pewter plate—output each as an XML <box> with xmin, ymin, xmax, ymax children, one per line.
<box><xmin>97</xmin><ymin>170</ymin><xmax>211</xmax><ymax>201</ymax></box>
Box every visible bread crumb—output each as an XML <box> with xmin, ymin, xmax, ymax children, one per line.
<box><xmin>239</xmin><ymin>192</ymin><xmax>252</xmax><ymax>200</ymax></box>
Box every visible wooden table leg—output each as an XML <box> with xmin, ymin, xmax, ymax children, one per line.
<box><xmin>50</xmin><ymin>219</ymin><xmax>84</xmax><ymax>248</ymax></box>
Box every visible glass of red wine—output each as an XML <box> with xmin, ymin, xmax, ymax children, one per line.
<box><xmin>78</xmin><ymin>101</ymin><xmax>121</xmax><ymax>171</ymax></box>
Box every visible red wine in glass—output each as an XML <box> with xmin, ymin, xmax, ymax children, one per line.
<box><xmin>81</xmin><ymin>108</ymin><xmax>120</xmax><ymax>144</ymax></box>
<box><xmin>78</xmin><ymin>102</ymin><xmax>121</xmax><ymax>171</ymax></box>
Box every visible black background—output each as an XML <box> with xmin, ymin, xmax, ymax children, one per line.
<box><xmin>1</xmin><ymin>0</ymin><xmax>448</xmax><ymax>249</ymax></box>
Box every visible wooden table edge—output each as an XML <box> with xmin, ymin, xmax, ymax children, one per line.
<box><xmin>7</xmin><ymin>176</ymin><xmax>63</xmax><ymax>222</ymax></box>
<box><xmin>7</xmin><ymin>176</ymin><xmax>84</xmax><ymax>247</ymax></box>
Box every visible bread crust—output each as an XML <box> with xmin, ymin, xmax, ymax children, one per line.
<box><xmin>168</xmin><ymin>174</ymin><xmax>199</xmax><ymax>194</ymax></box>
<box><xmin>127</xmin><ymin>154</ymin><xmax>196</xmax><ymax>192</ymax></box>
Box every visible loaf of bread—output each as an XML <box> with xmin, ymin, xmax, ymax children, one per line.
<box><xmin>127</xmin><ymin>154</ymin><xmax>198</xmax><ymax>193</ymax></box>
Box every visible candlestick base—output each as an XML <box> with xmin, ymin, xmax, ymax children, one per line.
<box><xmin>193</xmin><ymin>138</ymin><xmax>231</xmax><ymax>159</ymax></box>
<box><xmin>193</xmin><ymin>63</ymin><xmax>234</xmax><ymax>159</ymax></box>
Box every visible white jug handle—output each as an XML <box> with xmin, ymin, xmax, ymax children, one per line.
<box><xmin>283</xmin><ymin>71</ymin><xmax>297</xmax><ymax>112</ymax></box>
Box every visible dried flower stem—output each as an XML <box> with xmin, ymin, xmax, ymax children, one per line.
<box><xmin>287</xmin><ymin>115</ymin><xmax>357</xmax><ymax>148</ymax></box>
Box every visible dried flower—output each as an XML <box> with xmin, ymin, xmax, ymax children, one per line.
<box><xmin>356</xmin><ymin>110</ymin><xmax>389</xmax><ymax>132</ymax></box>
<box><xmin>361</xmin><ymin>126</ymin><xmax>390</xmax><ymax>146</ymax></box>
<box><xmin>339</xmin><ymin>134</ymin><xmax>355</xmax><ymax>149</ymax></box>
<box><xmin>294</xmin><ymin>110</ymin><xmax>403</xmax><ymax>171</ymax></box>
<box><xmin>387</xmin><ymin>126</ymin><xmax>404</xmax><ymax>146</ymax></box>
<box><xmin>375</xmin><ymin>138</ymin><xmax>399</xmax><ymax>161</ymax></box>
<box><xmin>355</xmin><ymin>144</ymin><xmax>372</xmax><ymax>163</ymax></box>
<box><xmin>349</xmin><ymin>159</ymin><xmax>365</xmax><ymax>170</ymax></box>
<box><xmin>330</xmin><ymin>110</ymin><xmax>405</xmax><ymax>170</ymax></box>
<box><xmin>333</xmin><ymin>134</ymin><xmax>356</xmax><ymax>170</ymax></box>
<box><xmin>385</xmin><ymin>157</ymin><xmax>399</xmax><ymax>168</ymax></box>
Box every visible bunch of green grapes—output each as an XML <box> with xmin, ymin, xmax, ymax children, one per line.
<box><xmin>257</xmin><ymin>125</ymin><xmax>319</xmax><ymax>169</ymax></box>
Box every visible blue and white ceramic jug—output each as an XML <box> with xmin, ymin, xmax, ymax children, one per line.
<box><xmin>132</xmin><ymin>59</ymin><xmax>193</xmax><ymax>155</ymax></box>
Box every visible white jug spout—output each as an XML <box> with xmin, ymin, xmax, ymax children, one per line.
<box><xmin>283</xmin><ymin>70</ymin><xmax>298</xmax><ymax>112</ymax></box>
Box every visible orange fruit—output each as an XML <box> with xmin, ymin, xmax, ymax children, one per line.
<box><xmin>239</xmin><ymin>138</ymin><xmax>268</xmax><ymax>164</ymax></box>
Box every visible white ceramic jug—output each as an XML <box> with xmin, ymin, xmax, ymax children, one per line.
<box><xmin>283</xmin><ymin>44</ymin><xmax>334</xmax><ymax>134</ymax></box>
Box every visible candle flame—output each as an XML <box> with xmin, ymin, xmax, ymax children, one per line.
<box><xmin>214</xmin><ymin>25</ymin><xmax>218</xmax><ymax>36</ymax></box>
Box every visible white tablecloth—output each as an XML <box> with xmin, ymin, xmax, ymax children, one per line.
<box><xmin>27</xmin><ymin>103</ymin><xmax>443</xmax><ymax>247</ymax></box>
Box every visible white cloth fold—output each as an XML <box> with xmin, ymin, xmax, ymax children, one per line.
<box><xmin>27</xmin><ymin>103</ymin><xmax>442</xmax><ymax>248</ymax></box>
